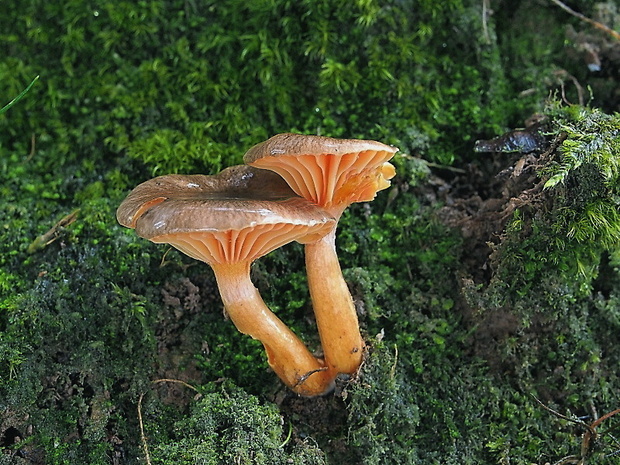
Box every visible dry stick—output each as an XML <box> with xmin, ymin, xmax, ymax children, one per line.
<box><xmin>152</xmin><ymin>378</ymin><xmax>201</xmax><ymax>393</ymax></box>
<box><xmin>580</xmin><ymin>408</ymin><xmax>620</xmax><ymax>461</ymax></box>
<box><xmin>27</xmin><ymin>133</ymin><xmax>36</xmax><ymax>161</ymax></box>
<box><xmin>137</xmin><ymin>379</ymin><xmax>201</xmax><ymax>465</ymax></box>
<box><xmin>534</xmin><ymin>396</ymin><xmax>596</xmax><ymax>436</ymax></box>
<box><xmin>535</xmin><ymin>397</ymin><xmax>620</xmax><ymax>462</ymax></box>
<box><xmin>481</xmin><ymin>0</ymin><xmax>491</xmax><ymax>44</ymax></box>
<box><xmin>549</xmin><ymin>0</ymin><xmax>620</xmax><ymax>41</ymax></box>
<box><xmin>137</xmin><ymin>393</ymin><xmax>151</xmax><ymax>465</ymax></box>
<box><xmin>590</xmin><ymin>407</ymin><xmax>620</xmax><ymax>429</ymax></box>
<box><xmin>566</xmin><ymin>72</ymin><xmax>585</xmax><ymax>106</ymax></box>
<box><xmin>425</xmin><ymin>161</ymin><xmax>467</xmax><ymax>174</ymax></box>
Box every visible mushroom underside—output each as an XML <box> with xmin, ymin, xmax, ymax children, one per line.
<box><xmin>249</xmin><ymin>150</ymin><xmax>395</xmax><ymax>208</ymax></box>
<box><xmin>148</xmin><ymin>222</ymin><xmax>331</xmax><ymax>266</ymax></box>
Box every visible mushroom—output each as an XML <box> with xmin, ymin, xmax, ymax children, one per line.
<box><xmin>117</xmin><ymin>165</ymin><xmax>337</xmax><ymax>396</ymax></box>
<box><xmin>244</xmin><ymin>133</ymin><xmax>398</xmax><ymax>377</ymax></box>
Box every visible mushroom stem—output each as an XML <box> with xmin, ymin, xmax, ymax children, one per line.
<box><xmin>305</xmin><ymin>227</ymin><xmax>364</xmax><ymax>376</ymax></box>
<box><xmin>211</xmin><ymin>261</ymin><xmax>335</xmax><ymax>396</ymax></box>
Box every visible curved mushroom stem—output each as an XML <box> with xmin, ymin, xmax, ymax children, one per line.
<box><xmin>305</xmin><ymin>227</ymin><xmax>364</xmax><ymax>377</ymax></box>
<box><xmin>211</xmin><ymin>261</ymin><xmax>335</xmax><ymax>396</ymax></box>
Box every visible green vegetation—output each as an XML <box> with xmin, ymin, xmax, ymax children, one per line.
<box><xmin>2</xmin><ymin>0</ymin><xmax>620</xmax><ymax>464</ymax></box>
<box><xmin>145</xmin><ymin>382</ymin><xmax>326</xmax><ymax>465</ymax></box>
<box><xmin>0</xmin><ymin>75</ymin><xmax>38</xmax><ymax>115</ymax></box>
<box><xmin>494</xmin><ymin>104</ymin><xmax>620</xmax><ymax>290</ymax></box>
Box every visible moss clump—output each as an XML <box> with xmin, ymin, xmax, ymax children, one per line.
<box><xmin>449</xmin><ymin>104</ymin><xmax>620</xmax><ymax>463</ymax></box>
<box><xmin>345</xmin><ymin>339</ymin><xmax>421</xmax><ymax>465</ymax></box>
<box><xmin>545</xmin><ymin>105</ymin><xmax>620</xmax><ymax>248</ymax></box>
<box><xmin>146</xmin><ymin>382</ymin><xmax>326</xmax><ymax>465</ymax></box>
<box><xmin>492</xmin><ymin>105</ymin><xmax>620</xmax><ymax>291</ymax></box>
<box><xmin>0</xmin><ymin>238</ymin><xmax>159</xmax><ymax>464</ymax></box>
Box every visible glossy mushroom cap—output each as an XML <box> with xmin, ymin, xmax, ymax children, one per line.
<box><xmin>245</xmin><ymin>134</ymin><xmax>398</xmax><ymax>377</ymax></box>
<box><xmin>117</xmin><ymin>165</ymin><xmax>297</xmax><ymax>229</ymax></box>
<box><xmin>116</xmin><ymin>165</ymin><xmax>336</xmax><ymax>265</ymax></box>
<box><xmin>118</xmin><ymin>165</ymin><xmax>338</xmax><ymax>396</ymax></box>
<box><xmin>243</xmin><ymin>133</ymin><xmax>398</xmax><ymax>217</ymax></box>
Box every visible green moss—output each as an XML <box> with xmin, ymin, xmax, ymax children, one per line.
<box><xmin>346</xmin><ymin>339</ymin><xmax>421</xmax><ymax>465</ymax></box>
<box><xmin>2</xmin><ymin>0</ymin><xmax>620</xmax><ymax>463</ymax></box>
<box><xmin>491</xmin><ymin>105</ymin><xmax>620</xmax><ymax>292</ymax></box>
<box><xmin>147</xmin><ymin>382</ymin><xmax>326</xmax><ymax>465</ymax></box>
<box><xmin>546</xmin><ymin>106</ymin><xmax>620</xmax><ymax>247</ymax></box>
<box><xmin>449</xmin><ymin>104</ymin><xmax>620</xmax><ymax>463</ymax></box>
<box><xmin>1</xmin><ymin>0</ymin><xmax>557</xmax><ymax>178</ymax></box>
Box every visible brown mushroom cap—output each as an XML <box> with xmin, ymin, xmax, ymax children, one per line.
<box><xmin>243</xmin><ymin>133</ymin><xmax>398</xmax><ymax>215</ymax></box>
<box><xmin>116</xmin><ymin>165</ymin><xmax>336</xmax><ymax>265</ymax></box>
<box><xmin>116</xmin><ymin>165</ymin><xmax>297</xmax><ymax>229</ymax></box>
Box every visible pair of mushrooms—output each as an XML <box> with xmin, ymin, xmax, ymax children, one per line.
<box><xmin>117</xmin><ymin>133</ymin><xmax>398</xmax><ymax>396</ymax></box>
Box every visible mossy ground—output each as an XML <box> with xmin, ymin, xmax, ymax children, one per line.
<box><xmin>2</xmin><ymin>1</ymin><xmax>620</xmax><ymax>464</ymax></box>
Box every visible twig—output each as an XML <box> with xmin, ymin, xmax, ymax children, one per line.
<box><xmin>152</xmin><ymin>378</ymin><xmax>201</xmax><ymax>393</ymax></box>
<box><xmin>27</xmin><ymin>133</ymin><xmax>36</xmax><ymax>161</ymax></box>
<box><xmin>556</xmin><ymin>70</ymin><xmax>585</xmax><ymax>106</ymax></box>
<box><xmin>534</xmin><ymin>396</ymin><xmax>620</xmax><ymax>464</ymax></box>
<box><xmin>27</xmin><ymin>210</ymin><xmax>80</xmax><ymax>254</ymax></box>
<box><xmin>425</xmin><ymin>161</ymin><xmax>467</xmax><ymax>174</ymax></box>
<box><xmin>534</xmin><ymin>396</ymin><xmax>596</xmax><ymax>435</ymax></box>
<box><xmin>549</xmin><ymin>0</ymin><xmax>620</xmax><ymax>41</ymax></box>
<box><xmin>294</xmin><ymin>366</ymin><xmax>328</xmax><ymax>389</ymax></box>
<box><xmin>137</xmin><ymin>393</ymin><xmax>152</xmax><ymax>465</ymax></box>
<box><xmin>390</xmin><ymin>344</ymin><xmax>399</xmax><ymax>380</ymax></box>
<box><xmin>591</xmin><ymin>408</ymin><xmax>620</xmax><ymax>429</ymax></box>
<box><xmin>137</xmin><ymin>378</ymin><xmax>201</xmax><ymax>465</ymax></box>
<box><xmin>482</xmin><ymin>0</ymin><xmax>491</xmax><ymax>44</ymax></box>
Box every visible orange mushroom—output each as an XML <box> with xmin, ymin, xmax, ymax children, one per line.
<box><xmin>244</xmin><ymin>133</ymin><xmax>398</xmax><ymax>377</ymax></box>
<box><xmin>117</xmin><ymin>165</ymin><xmax>336</xmax><ymax>396</ymax></box>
